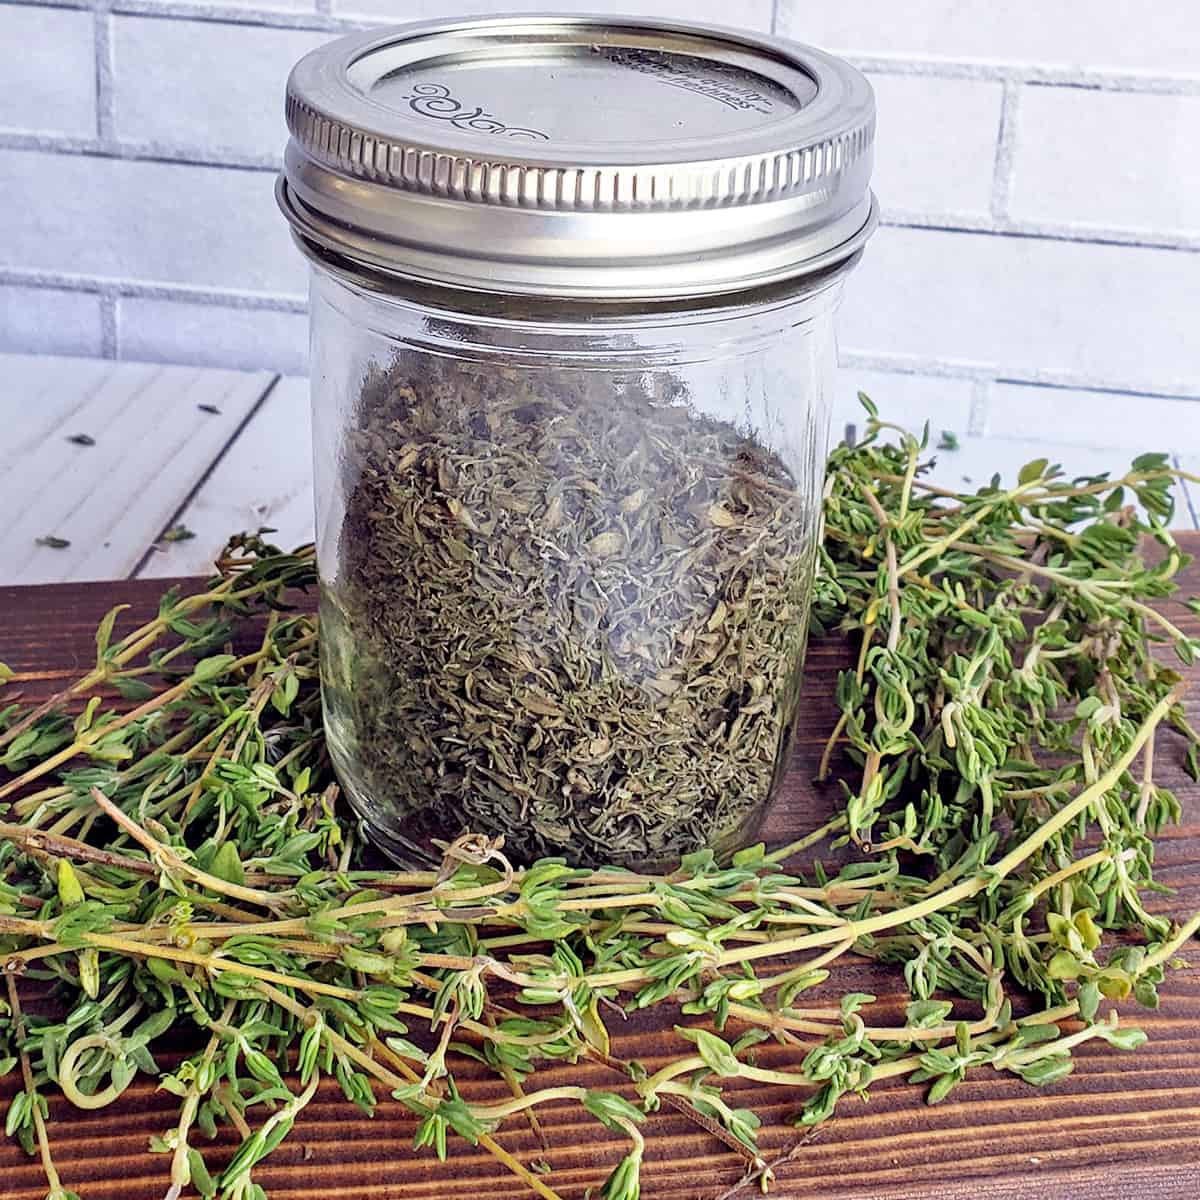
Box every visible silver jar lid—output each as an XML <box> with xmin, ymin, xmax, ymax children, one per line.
<box><xmin>278</xmin><ymin>14</ymin><xmax>876</xmax><ymax>299</ymax></box>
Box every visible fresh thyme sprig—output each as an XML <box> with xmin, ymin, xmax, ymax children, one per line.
<box><xmin>1</xmin><ymin>411</ymin><xmax>1199</xmax><ymax>1200</ymax></box>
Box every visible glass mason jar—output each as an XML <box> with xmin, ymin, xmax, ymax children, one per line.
<box><xmin>279</xmin><ymin>16</ymin><xmax>876</xmax><ymax>870</ymax></box>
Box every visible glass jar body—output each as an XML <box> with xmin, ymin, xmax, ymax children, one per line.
<box><xmin>309</xmin><ymin>263</ymin><xmax>847</xmax><ymax>870</ymax></box>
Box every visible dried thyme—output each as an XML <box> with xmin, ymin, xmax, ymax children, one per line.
<box><xmin>323</xmin><ymin>354</ymin><xmax>816</xmax><ymax>868</ymax></box>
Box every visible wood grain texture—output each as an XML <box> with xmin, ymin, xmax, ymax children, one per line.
<box><xmin>1</xmin><ymin>543</ymin><xmax>1199</xmax><ymax>1200</ymax></box>
<box><xmin>0</xmin><ymin>354</ymin><xmax>276</xmax><ymax>586</ymax></box>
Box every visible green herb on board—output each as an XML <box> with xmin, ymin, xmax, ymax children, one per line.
<box><xmin>162</xmin><ymin>524</ymin><xmax>197</xmax><ymax>543</ymax></box>
<box><xmin>0</xmin><ymin>405</ymin><xmax>1198</xmax><ymax>1200</ymax></box>
<box><xmin>936</xmin><ymin>429</ymin><xmax>959</xmax><ymax>451</ymax></box>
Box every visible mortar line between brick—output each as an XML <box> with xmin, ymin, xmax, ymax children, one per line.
<box><xmin>991</xmin><ymin>377</ymin><xmax>1200</xmax><ymax>403</ymax></box>
<box><xmin>967</xmin><ymin>379</ymin><xmax>991</xmax><ymax>436</ymax></box>
<box><xmin>838</xmin><ymin>353</ymin><xmax>1200</xmax><ymax>403</ymax></box>
<box><xmin>99</xmin><ymin>290</ymin><xmax>119</xmax><ymax>358</ymax></box>
<box><xmin>94</xmin><ymin>4</ymin><xmax>116</xmax><ymax>145</ymax></box>
<box><xmin>885</xmin><ymin>216</ymin><xmax>1200</xmax><ymax>254</ymax></box>
<box><xmin>5</xmin><ymin>0</ymin><xmax>93</xmax><ymax>10</ymax></box>
<box><xmin>0</xmin><ymin>134</ymin><xmax>284</xmax><ymax>171</ymax></box>
<box><xmin>104</xmin><ymin>2</ymin><xmax>361</xmax><ymax>34</ymax></box>
<box><xmin>844</xmin><ymin>55</ymin><xmax>1200</xmax><ymax>95</ymax></box>
<box><xmin>991</xmin><ymin>80</ymin><xmax>1021</xmax><ymax>220</ymax></box>
<box><xmin>0</xmin><ymin>269</ymin><xmax>307</xmax><ymax>310</ymax></box>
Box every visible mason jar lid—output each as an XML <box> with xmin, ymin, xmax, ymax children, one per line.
<box><xmin>278</xmin><ymin>14</ymin><xmax>876</xmax><ymax>299</ymax></box>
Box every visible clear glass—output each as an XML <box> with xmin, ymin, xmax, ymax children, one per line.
<box><xmin>308</xmin><ymin>262</ymin><xmax>847</xmax><ymax>870</ymax></box>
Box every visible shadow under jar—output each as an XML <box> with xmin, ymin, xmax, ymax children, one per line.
<box><xmin>278</xmin><ymin>14</ymin><xmax>878</xmax><ymax>870</ymax></box>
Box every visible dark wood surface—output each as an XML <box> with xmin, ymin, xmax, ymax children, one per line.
<box><xmin>2</xmin><ymin>545</ymin><xmax>1200</xmax><ymax>1200</ymax></box>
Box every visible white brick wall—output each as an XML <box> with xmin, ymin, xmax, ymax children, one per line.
<box><xmin>777</xmin><ymin>0</ymin><xmax>1200</xmax><ymax>79</ymax></box>
<box><xmin>0</xmin><ymin>0</ymin><xmax>1197</xmax><ymax>453</ymax></box>
<box><xmin>867</xmin><ymin>73</ymin><xmax>1003</xmax><ymax>220</ymax></box>
<box><xmin>0</xmin><ymin>148</ymin><xmax>303</xmax><ymax>293</ymax></box>
<box><xmin>118</xmin><ymin>296</ymin><xmax>307</xmax><ymax>373</ymax></box>
<box><xmin>1010</xmin><ymin>87</ymin><xmax>1200</xmax><ymax>238</ymax></box>
<box><xmin>0</xmin><ymin>6</ymin><xmax>96</xmax><ymax>138</ymax></box>
<box><xmin>986</xmin><ymin>383</ymin><xmax>1200</xmax><ymax>455</ymax></box>
<box><xmin>0</xmin><ymin>284</ymin><xmax>104</xmax><ymax>356</ymax></box>
<box><xmin>112</xmin><ymin>18</ymin><xmax>329</xmax><ymax>163</ymax></box>
<box><xmin>841</xmin><ymin>227</ymin><xmax>1198</xmax><ymax>396</ymax></box>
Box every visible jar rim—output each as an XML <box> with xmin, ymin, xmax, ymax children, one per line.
<box><xmin>300</xmin><ymin>219</ymin><xmax>861</xmax><ymax>325</ymax></box>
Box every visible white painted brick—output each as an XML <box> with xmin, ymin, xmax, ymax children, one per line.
<box><xmin>868</xmin><ymin>73</ymin><xmax>1001</xmax><ymax>219</ymax></box>
<box><xmin>987</xmin><ymin>383</ymin><xmax>1200</xmax><ymax>456</ymax></box>
<box><xmin>0</xmin><ymin>149</ymin><xmax>305</xmax><ymax>296</ymax></box>
<box><xmin>839</xmin><ymin>226</ymin><xmax>1200</xmax><ymax>398</ymax></box>
<box><xmin>0</xmin><ymin>285</ymin><xmax>103</xmax><ymax>357</ymax></box>
<box><xmin>113</xmin><ymin>18</ymin><xmax>331</xmax><ymax>160</ymax></box>
<box><xmin>0</xmin><ymin>6</ymin><xmax>96</xmax><ymax>137</ymax></box>
<box><xmin>330</xmin><ymin>0</ymin><xmax>773</xmax><ymax>32</ymax></box>
<box><xmin>119</xmin><ymin>297</ymin><xmax>308</xmax><ymax>373</ymax></box>
<box><xmin>1010</xmin><ymin>87</ymin><xmax>1200</xmax><ymax>238</ymax></box>
<box><xmin>777</xmin><ymin>0</ymin><xmax>1200</xmax><ymax>78</ymax></box>
<box><xmin>834</xmin><ymin>367</ymin><xmax>975</xmax><ymax>444</ymax></box>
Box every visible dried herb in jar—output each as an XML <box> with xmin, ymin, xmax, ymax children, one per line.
<box><xmin>320</xmin><ymin>354</ymin><xmax>816</xmax><ymax>867</ymax></box>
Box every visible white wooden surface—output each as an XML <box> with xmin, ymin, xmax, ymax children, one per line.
<box><xmin>141</xmin><ymin>376</ymin><xmax>315</xmax><ymax>579</ymax></box>
<box><xmin>1</xmin><ymin>354</ymin><xmax>1197</xmax><ymax>586</ymax></box>
<box><xmin>0</xmin><ymin>355</ymin><xmax>272</xmax><ymax>585</ymax></box>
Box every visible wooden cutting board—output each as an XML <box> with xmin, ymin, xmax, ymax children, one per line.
<box><xmin>2</xmin><ymin>551</ymin><xmax>1200</xmax><ymax>1200</ymax></box>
